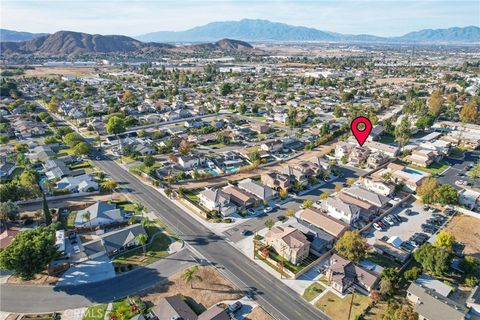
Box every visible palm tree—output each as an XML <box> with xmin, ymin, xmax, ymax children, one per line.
<box><xmin>100</xmin><ymin>179</ymin><xmax>118</xmax><ymax>199</ymax></box>
<box><xmin>82</xmin><ymin>211</ymin><xmax>91</xmax><ymax>223</ymax></box>
<box><xmin>133</xmin><ymin>203</ymin><xmax>145</xmax><ymax>218</ymax></box>
<box><xmin>135</xmin><ymin>233</ymin><xmax>148</xmax><ymax>256</ymax></box>
<box><xmin>182</xmin><ymin>266</ymin><xmax>203</xmax><ymax>289</ymax></box>
<box><xmin>165</xmin><ymin>188</ymin><xmax>173</xmax><ymax>198</ymax></box>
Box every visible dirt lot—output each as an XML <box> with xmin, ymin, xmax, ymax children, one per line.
<box><xmin>7</xmin><ymin>271</ymin><xmax>59</xmax><ymax>285</ymax></box>
<box><xmin>445</xmin><ymin>215</ymin><xmax>480</xmax><ymax>259</ymax></box>
<box><xmin>141</xmin><ymin>266</ymin><xmax>242</xmax><ymax>314</ymax></box>
<box><xmin>375</xmin><ymin>77</ymin><xmax>415</xmax><ymax>85</ymax></box>
<box><xmin>245</xmin><ymin>306</ymin><xmax>274</xmax><ymax>320</ymax></box>
<box><xmin>23</xmin><ymin>67</ymin><xmax>99</xmax><ymax>78</ymax></box>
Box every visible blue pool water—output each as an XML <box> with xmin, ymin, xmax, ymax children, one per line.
<box><xmin>207</xmin><ymin>169</ymin><xmax>221</xmax><ymax>175</ymax></box>
<box><xmin>225</xmin><ymin>167</ymin><xmax>239</xmax><ymax>173</ymax></box>
<box><xmin>404</xmin><ymin>168</ymin><xmax>424</xmax><ymax>175</ymax></box>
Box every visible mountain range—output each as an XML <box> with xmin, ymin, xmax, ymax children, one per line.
<box><xmin>136</xmin><ymin>19</ymin><xmax>480</xmax><ymax>43</ymax></box>
<box><xmin>0</xmin><ymin>29</ymin><xmax>48</xmax><ymax>42</ymax></box>
<box><xmin>0</xmin><ymin>31</ymin><xmax>254</xmax><ymax>56</ymax></box>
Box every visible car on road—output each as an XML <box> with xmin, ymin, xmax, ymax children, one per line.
<box><xmin>277</xmin><ymin>215</ymin><xmax>286</xmax><ymax>221</ymax></box>
<box><xmin>226</xmin><ymin>301</ymin><xmax>242</xmax><ymax>314</ymax></box>
<box><xmin>73</xmin><ymin>245</ymin><xmax>81</xmax><ymax>254</ymax></box>
<box><xmin>373</xmin><ymin>223</ymin><xmax>382</xmax><ymax>231</ymax></box>
<box><xmin>242</xmin><ymin>229</ymin><xmax>253</xmax><ymax>236</ymax></box>
<box><xmin>263</xmin><ymin>206</ymin><xmax>273</xmax><ymax>213</ymax></box>
<box><xmin>428</xmin><ymin>207</ymin><xmax>437</xmax><ymax>213</ymax></box>
<box><xmin>247</xmin><ymin>208</ymin><xmax>256</xmax><ymax>215</ymax></box>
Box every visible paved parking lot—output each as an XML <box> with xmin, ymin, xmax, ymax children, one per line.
<box><xmin>439</xmin><ymin>152</ymin><xmax>480</xmax><ymax>190</ymax></box>
<box><xmin>364</xmin><ymin>200</ymin><xmax>435</xmax><ymax>245</ymax></box>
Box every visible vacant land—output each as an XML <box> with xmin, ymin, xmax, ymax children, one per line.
<box><xmin>445</xmin><ymin>215</ymin><xmax>480</xmax><ymax>258</ymax></box>
<box><xmin>141</xmin><ymin>266</ymin><xmax>242</xmax><ymax>314</ymax></box>
<box><xmin>245</xmin><ymin>306</ymin><xmax>274</xmax><ymax>320</ymax></box>
<box><xmin>24</xmin><ymin>67</ymin><xmax>98</xmax><ymax>77</ymax></box>
<box><xmin>375</xmin><ymin>77</ymin><xmax>415</xmax><ymax>85</ymax></box>
<box><xmin>315</xmin><ymin>291</ymin><xmax>371</xmax><ymax>320</ymax></box>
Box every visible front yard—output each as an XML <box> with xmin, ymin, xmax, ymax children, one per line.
<box><xmin>302</xmin><ymin>282</ymin><xmax>325</xmax><ymax>302</ymax></box>
<box><xmin>315</xmin><ymin>291</ymin><xmax>371</xmax><ymax>320</ymax></box>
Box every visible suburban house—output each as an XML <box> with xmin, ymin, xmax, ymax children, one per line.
<box><xmin>309</xmin><ymin>156</ymin><xmax>331</xmax><ymax>172</ymax></box>
<box><xmin>44</xmin><ymin>159</ymin><xmax>71</xmax><ymax>180</ymax></box>
<box><xmin>74</xmin><ymin>201</ymin><xmax>125</xmax><ymax>227</ymax></box>
<box><xmin>362</xmin><ymin>177</ymin><xmax>395</xmax><ymax>197</ymax></box>
<box><xmin>280</xmin><ymin>165</ymin><xmax>309</xmax><ymax>186</ymax></box>
<box><xmin>198</xmin><ymin>188</ymin><xmax>237</xmax><ymax>216</ymax></box>
<box><xmin>324</xmin><ymin>197</ymin><xmax>361</xmax><ymax>225</ymax></box>
<box><xmin>177</xmin><ymin>154</ymin><xmax>205</xmax><ymax>169</ymax></box>
<box><xmin>342</xmin><ymin>187</ymin><xmax>390</xmax><ymax>210</ymax></box>
<box><xmin>459</xmin><ymin>189</ymin><xmax>480</xmax><ymax>211</ymax></box>
<box><xmin>265</xmin><ymin>226</ymin><xmax>310</xmax><ymax>265</ymax></box>
<box><xmin>349</xmin><ymin>146</ymin><xmax>370</xmax><ymax>165</ymax></box>
<box><xmin>467</xmin><ymin>285</ymin><xmax>480</xmax><ymax>316</ymax></box>
<box><xmin>298</xmin><ymin>208</ymin><xmax>349</xmax><ymax>239</ymax></box>
<box><xmin>379</xmin><ymin>163</ymin><xmax>429</xmax><ymax>192</ymax></box>
<box><xmin>222</xmin><ymin>185</ymin><xmax>258</xmax><ymax>208</ymax></box>
<box><xmin>326</xmin><ymin>253</ymin><xmax>380</xmax><ymax>294</ymax></box>
<box><xmin>238</xmin><ymin>178</ymin><xmax>277</xmax><ymax>202</ymax></box>
<box><xmin>151</xmin><ymin>295</ymin><xmax>229</xmax><ymax>320</ymax></box>
<box><xmin>261</xmin><ymin>171</ymin><xmax>295</xmax><ymax>191</ymax></box>
<box><xmin>406</xmin><ymin>148</ymin><xmax>438</xmax><ymax>167</ymax></box>
<box><xmin>406</xmin><ymin>282</ymin><xmax>470</xmax><ymax>320</ymax></box>
<box><xmin>56</xmin><ymin>174</ymin><xmax>98</xmax><ymax>193</ymax></box>
<box><xmin>365</xmin><ymin>141</ymin><xmax>400</xmax><ymax>158</ymax></box>
<box><xmin>260</xmin><ymin>140</ymin><xmax>283</xmax><ymax>153</ymax></box>
<box><xmin>0</xmin><ymin>162</ymin><xmax>16</xmax><ymax>179</ymax></box>
<box><xmin>335</xmin><ymin>142</ymin><xmax>353</xmax><ymax>159</ymax></box>
<box><xmin>27</xmin><ymin>145</ymin><xmax>55</xmax><ymax>161</ymax></box>
<box><xmin>366</xmin><ymin>152</ymin><xmax>389</xmax><ymax>169</ymax></box>
<box><xmin>82</xmin><ymin>224</ymin><xmax>148</xmax><ymax>258</ymax></box>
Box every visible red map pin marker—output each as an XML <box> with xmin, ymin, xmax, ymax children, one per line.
<box><xmin>351</xmin><ymin>117</ymin><xmax>372</xmax><ymax>147</ymax></box>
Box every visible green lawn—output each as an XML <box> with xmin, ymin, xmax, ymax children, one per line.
<box><xmin>378</xmin><ymin>134</ymin><xmax>395</xmax><ymax>144</ymax></box>
<box><xmin>366</xmin><ymin>252</ymin><xmax>401</xmax><ymax>269</ymax></box>
<box><xmin>315</xmin><ymin>291</ymin><xmax>371</xmax><ymax>320</ymax></box>
<box><xmin>109</xmin><ymin>200</ymin><xmax>135</xmax><ymax>213</ymax></box>
<box><xmin>66</xmin><ymin>211</ymin><xmax>77</xmax><ymax>229</ymax></box>
<box><xmin>113</xmin><ymin>232</ymin><xmax>171</xmax><ymax>268</ymax></box>
<box><xmin>268</xmin><ymin>250</ymin><xmax>317</xmax><ymax>274</ymax></box>
<box><xmin>82</xmin><ymin>304</ymin><xmax>107</xmax><ymax>320</ymax></box>
<box><xmin>410</xmin><ymin>160</ymin><xmax>450</xmax><ymax>175</ymax></box>
<box><xmin>302</xmin><ymin>282</ymin><xmax>324</xmax><ymax>302</ymax></box>
<box><xmin>57</xmin><ymin>148</ymin><xmax>74</xmax><ymax>156</ymax></box>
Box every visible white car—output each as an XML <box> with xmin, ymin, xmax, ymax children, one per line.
<box><xmin>373</xmin><ymin>223</ymin><xmax>382</xmax><ymax>231</ymax></box>
<box><xmin>263</xmin><ymin>206</ymin><xmax>273</xmax><ymax>213</ymax></box>
<box><xmin>384</xmin><ymin>217</ymin><xmax>395</xmax><ymax>226</ymax></box>
<box><xmin>73</xmin><ymin>245</ymin><xmax>81</xmax><ymax>254</ymax></box>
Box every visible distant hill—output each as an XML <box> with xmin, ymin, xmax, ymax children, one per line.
<box><xmin>396</xmin><ymin>26</ymin><xmax>480</xmax><ymax>42</ymax></box>
<box><xmin>0</xmin><ymin>31</ymin><xmax>174</xmax><ymax>56</ymax></box>
<box><xmin>0</xmin><ymin>29</ymin><xmax>48</xmax><ymax>42</ymax></box>
<box><xmin>137</xmin><ymin>19</ymin><xmax>337</xmax><ymax>42</ymax></box>
<box><xmin>0</xmin><ymin>31</ymin><xmax>255</xmax><ymax>56</ymax></box>
<box><xmin>136</xmin><ymin>19</ymin><xmax>480</xmax><ymax>43</ymax></box>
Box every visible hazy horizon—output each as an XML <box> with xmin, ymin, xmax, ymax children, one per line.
<box><xmin>1</xmin><ymin>0</ymin><xmax>479</xmax><ymax>37</ymax></box>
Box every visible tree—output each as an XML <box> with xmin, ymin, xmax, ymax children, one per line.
<box><xmin>135</xmin><ymin>233</ymin><xmax>148</xmax><ymax>256</ymax></box>
<box><xmin>178</xmin><ymin>140</ymin><xmax>192</xmax><ymax>155</ymax></box>
<box><xmin>433</xmin><ymin>184</ymin><xmax>458</xmax><ymax>205</ymax></box>
<box><xmin>278</xmin><ymin>188</ymin><xmax>288</xmax><ymax>199</ymax></box>
<box><xmin>182</xmin><ymin>266</ymin><xmax>202</xmax><ymax>289</ymax></box>
<box><xmin>433</xmin><ymin>230</ymin><xmax>456</xmax><ymax>250</ymax></box>
<box><xmin>460</xmin><ymin>256</ymin><xmax>479</xmax><ymax>275</ymax></box>
<box><xmin>73</xmin><ymin>141</ymin><xmax>92</xmax><ymax>156</ymax></box>
<box><xmin>100</xmin><ymin>179</ymin><xmax>118</xmax><ymax>198</ymax></box>
<box><xmin>465</xmin><ymin>276</ymin><xmax>479</xmax><ymax>287</ymax></box>
<box><xmin>379</xmin><ymin>278</ymin><xmax>393</xmax><ymax>296</ymax></box>
<box><xmin>238</xmin><ymin>103</ymin><xmax>246</xmax><ymax>115</ymax></box>
<box><xmin>459</xmin><ymin>101</ymin><xmax>479</xmax><ymax>124</ymax></box>
<box><xmin>302</xmin><ymin>200</ymin><xmax>313</xmax><ymax>209</ymax></box>
<box><xmin>0</xmin><ymin>200</ymin><xmax>20</xmax><ymax>223</ymax></box>
<box><xmin>320</xmin><ymin>192</ymin><xmax>330</xmax><ymax>200</ymax></box>
<box><xmin>333</xmin><ymin>105</ymin><xmax>343</xmax><ymax>118</ymax></box>
<box><xmin>413</xmin><ymin>243</ymin><xmax>451</xmax><ymax>276</ymax></box>
<box><xmin>133</xmin><ymin>203</ymin><xmax>145</xmax><ymax>217</ymax></box>
<box><xmin>346</xmin><ymin>178</ymin><xmax>356</xmax><ymax>186</ymax></box>
<box><xmin>219</xmin><ymin>83</ymin><xmax>232</xmax><ymax>96</ymax></box>
<box><xmin>143</xmin><ymin>155</ymin><xmax>155</xmax><ymax>167</ymax></box>
<box><xmin>468</xmin><ymin>161</ymin><xmax>480</xmax><ymax>180</ymax></box>
<box><xmin>394</xmin><ymin>116</ymin><xmax>411</xmax><ymax>147</ymax></box>
<box><xmin>417</xmin><ymin>177</ymin><xmax>438</xmax><ymax>204</ymax></box>
<box><xmin>383</xmin><ymin>303</ymin><xmax>418</xmax><ymax>320</ymax></box>
<box><xmin>106</xmin><ymin>116</ymin><xmax>126</xmax><ymax>136</ymax></box>
<box><xmin>404</xmin><ymin>266</ymin><xmax>422</xmax><ymax>281</ymax></box>
<box><xmin>47</xmin><ymin>96</ymin><xmax>59</xmax><ymax>113</ymax></box>
<box><xmin>264</xmin><ymin>218</ymin><xmax>274</xmax><ymax>230</ymax></box>
<box><xmin>0</xmin><ymin>225</ymin><xmax>59</xmax><ymax>280</ymax></box>
<box><xmin>381</xmin><ymin>267</ymin><xmax>402</xmax><ymax>288</ymax></box>
<box><xmin>428</xmin><ymin>89</ymin><xmax>444</xmax><ymax>117</ymax></box>
<box><xmin>285</xmin><ymin>209</ymin><xmax>295</xmax><ymax>218</ymax></box>
<box><xmin>63</xmin><ymin>132</ymin><xmax>84</xmax><ymax>148</ymax></box>
<box><xmin>42</xmin><ymin>192</ymin><xmax>52</xmax><ymax>226</ymax></box>
<box><xmin>334</xmin><ymin>231</ymin><xmax>367</xmax><ymax>263</ymax></box>
<box><xmin>165</xmin><ymin>188</ymin><xmax>173</xmax><ymax>198</ymax></box>
<box><xmin>82</xmin><ymin>211</ymin><xmax>91</xmax><ymax>223</ymax></box>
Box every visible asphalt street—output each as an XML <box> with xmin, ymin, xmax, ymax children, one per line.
<box><xmin>1</xmin><ymin>154</ymin><xmax>329</xmax><ymax>320</ymax></box>
<box><xmin>0</xmin><ymin>248</ymin><xmax>195</xmax><ymax>312</ymax></box>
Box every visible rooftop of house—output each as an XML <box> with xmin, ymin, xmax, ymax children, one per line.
<box><xmin>328</xmin><ymin>253</ymin><xmax>379</xmax><ymax>290</ymax></box>
<box><xmin>298</xmin><ymin>208</ymin><xmax>349</xmax><ymax>238</ymax></box>
<box><xmin>342</xmin><ymin>187</ymin><xmax>390</xmax><ymax>207</ymax></box>
<box><xmin>266</xmin><ymin>225</ymin><xmax>310</xmax><ymax>251</ymax></box>
<box><xmin>75</xmin><ymin>201</ymin><xmax>122</xmax><ymax>225</ymax></box>
<box><xmin>324</xmin><ymin>197</ymin><xmax>361</xmax><ymax>217</ymax></box>
<box><xmin>152</xmin><ymin>295</ymin><xmax>198</xmax><ymax>320</ymax></box>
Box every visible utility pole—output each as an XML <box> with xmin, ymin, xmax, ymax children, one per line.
<box><xmin>347</xmin><ymin>286</ymin><xmax>355</xmax><ymax>320</ymax></box>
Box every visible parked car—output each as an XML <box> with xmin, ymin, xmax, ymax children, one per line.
<box><xmin>384</xmin><ymin>216</ymin><xmax>395</xmax><ymax>226</ymax></box>
<box><xmin>242</xmin><ymin>229</ymin><xmax>253</xmax><ymax>236</ymax></box>
<box><xmin>73</xmin><ymin>245</ymin><xmax>81</xmax><ymax>253</ymax></box>
<box><xmin>263</xmin><ymin>206</ymin><xmax>273</xmax><ymax>213</ymax></box>
<box><xmin>405</xmin><ymin>209</ymin><xmax>412</xmax><ymax>215</ymax></box>
<box><xmin>373</xmin><ymin>223</ymin><xmax>382</xmax><ymax>231</ymax></box>
<box><xmin>377</xmin><ymin>220</ymin><xmax>386</xmax><ymax>228</ymax></box>
<box><xmin>247</xmin><ymin>208</ymin><xmax>256</xmax><ymax>215</ymax></box>
<box><xmin>227</xmin><ymin>301</ymin><xmax>242</xmax><ymax>314</ymax></box>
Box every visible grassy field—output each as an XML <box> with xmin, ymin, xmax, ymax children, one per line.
<box><xmin>82</xmin><ymin>304</ymin><xmax>107</xmax><ymax>320</ymax></box>
<box><xmin>109</xmin><ymin>200</ymin><xmax>136</xmax><ymax>213</ymax></box>
<box><xmin>302</xmin><ymin>282</ymin><xmax>325</xmax><ymax>302</ymax></box>
<box><xmin>315</xmin><ymin>291</ymin><xmax>371</xmax><ymax>320</ymax></box>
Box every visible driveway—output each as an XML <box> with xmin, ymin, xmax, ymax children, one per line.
<box><xmin>57</xmin><ymin>256</ymin><xmax>115</xmax><ymax>286</ymax></box>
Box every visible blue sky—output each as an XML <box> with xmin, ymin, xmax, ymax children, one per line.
<box><xmin>1</xmin><ymin>0</ymin><xmax>479</xmax><ymax>36</ymax></box>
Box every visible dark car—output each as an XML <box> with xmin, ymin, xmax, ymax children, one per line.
<box><xmin>227</xmin><ymin>301</ymin><xmax>242</xmax><ymax>314</ymax></box>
